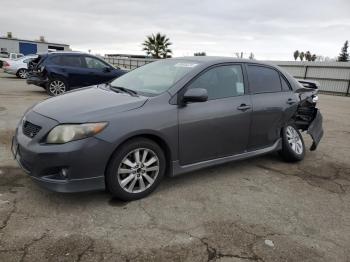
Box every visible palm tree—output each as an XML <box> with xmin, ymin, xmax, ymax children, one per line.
<box><xmin>142</xmin><ymin>33</ymin><xmax>172</xmax><ymax>59</ymax></box>
<box><xmin>299</xmin><ymin>52</ymin><xmax>305</xmax><ymax>61</ymax></box>
<box><xmin>311</xmin><ymin>54</ymin><xmax>317</xmax><ymax>61</ymax></box>
<box><xmin>293</xmin><ymin>50</ymin><xmax>300</xmax><ymax>60</ymax></box>
<box><xmin>305</xmin><ymin>51</ymin><xmax>312</xmax><ymax>61</ymax></box>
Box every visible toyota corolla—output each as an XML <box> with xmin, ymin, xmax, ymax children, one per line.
<box><xmin>12</xmin><ymin>57</ymin><xmax>323</xmax><ymax>200</ymax></box>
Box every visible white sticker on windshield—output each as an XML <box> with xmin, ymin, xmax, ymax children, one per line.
<box><xmin>174</xmin><ymin>63</ymin><xmax>198</xmax><ymax>68</ymax></box>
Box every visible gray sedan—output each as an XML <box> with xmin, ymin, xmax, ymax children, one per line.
<box><xmin>12</xmin><ymin>57</ymin><xmax>323</xmax><ymax>200</ymax></box>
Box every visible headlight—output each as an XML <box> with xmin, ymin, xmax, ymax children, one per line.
<box><xmin>46</xmin><ymin>122</ymin><xmax>108</xmax><ymax>144</ymax></box>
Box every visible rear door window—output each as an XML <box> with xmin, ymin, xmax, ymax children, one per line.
<box><xmin>52</xmin><ymin>55</ymin><xmax>83</xmax><ymax>67</ymax></box>
<box><xmin>247</xmin><ymin>65</ymin><xmax>282</xmax><ymax>93</ymax></box>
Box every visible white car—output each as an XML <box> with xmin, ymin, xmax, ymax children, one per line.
<box><xmin>2</xmin><ymin>55</ymin><xmax>37</xmax><ymax>79</ymax></box>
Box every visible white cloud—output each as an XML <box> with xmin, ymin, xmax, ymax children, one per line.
<box><xmin>1</xmin><ymin>0</ymin><xmax>349</xmax><ymax>60</ymax></box>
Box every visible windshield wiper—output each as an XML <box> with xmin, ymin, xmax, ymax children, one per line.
<box><xmin>108</xmin><ymin>83</ymin><xmax>138</xmax><ymax>97</ymax></box>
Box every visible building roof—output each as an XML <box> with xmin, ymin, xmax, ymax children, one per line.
<box><xmin>0</xmin><ymin>37</ymin><xmax>69</xmax><ymax>46</ymax></box>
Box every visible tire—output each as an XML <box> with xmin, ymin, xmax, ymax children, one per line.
<box><xmin>17</xmin><ymin>69</ymin><xmax>28</xmax><ymax>79</ymax></box>
<box><xmin>279</xmin><ymin>125</ymin><xmax>305</xmax><ymax>162</ymax></box>
<box><xmin>106</xmin><ymin>138</ymin><xmax>166</xmax><ymax>201</ymax></box>
<box><xmin>46</xmin><ymin>78</ymin><xmax>68</xmax><ymax>96</ymax></box>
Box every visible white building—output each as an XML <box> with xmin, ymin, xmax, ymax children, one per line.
<box><xmin>0</xmin><ymin>36</ymin><xmax>69</xmax><ymax>55</ymax></box>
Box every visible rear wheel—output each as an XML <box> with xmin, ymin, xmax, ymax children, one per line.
<box><xmin>17</xmin><ymin>69</ymin><xmax>28</xmax><ymax>79</ymax></box>
<box><xmin>106</xmin><ymin>138</ymin><xmax>166</xmax><ymax>201</ymax></box>
<box><xmin>279</xmin><ymin>125</ymin><xmax>305</xmax><ymax>162</ymax></box>
<box><xmin>47</xmin><ymin>78</ymin><xmax>68</xmax><ymax>96</ymax></box>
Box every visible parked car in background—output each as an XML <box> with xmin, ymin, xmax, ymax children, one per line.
<box><xmin>0</xmin><ymin>52</ymin><xmax>24</xmax><ymax>68</ymax></box>
<box><xmin>13</xmin><ymin>57</ymin><xmax>323</xmax><ymax>200</ymax></box>
<box><xmin>0</xmin><ymin>52</ymin><xmax>24</xmax><ymax>59</ymax></box>
<box><xmin>27</xmin><ymin>52</ymin><xmax>126</xmax><ymax>96</ymax></box>
<box><xmin>2</xmin><ymin>55</ymin><xmax>38</xmax><ymax>79</ymax></box>
<box><xmin>9</xmin><ymin>53</ymin><xmax>24</xmax><ymax>60</ymax></box>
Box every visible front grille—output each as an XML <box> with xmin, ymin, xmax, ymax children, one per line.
<box><xmin>22</xmin><ymin>121</ymin><xmax>41</xmax><ymax>138</ymax></box>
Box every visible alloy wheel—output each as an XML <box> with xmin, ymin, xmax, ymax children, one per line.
<box><xmin>49</xmin><ymin>80</ymin><xmax>66</xmax><ymax>96</ymax></box>
<box><xmin>18</xmin><ymin>69</ymin><xmax>27</xmax><ymax>79</ymax></box>
<box><xmin>286</xmin><ymin>126</ymin><xmax>303</xmax><ymax>155</ymax></box>
<box><xmin>117</xmin><ymin>148</ymin><xmax>160</xmax><ymax>193</ymax></box>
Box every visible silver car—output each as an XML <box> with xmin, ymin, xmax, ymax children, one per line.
<box><xmin>3</xmin><ymin>55</ymin><xmax>37</xmax><ymax>79</ymax></box>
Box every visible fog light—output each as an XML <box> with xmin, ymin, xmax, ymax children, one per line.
<box><xmin>60</xmin><ymin>168</ymin><xmax>68</xmax><ymax>178</ymax></box>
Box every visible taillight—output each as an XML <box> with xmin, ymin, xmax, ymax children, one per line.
<box><xmin>3</xmin><ymin>61</ymin><xmax>10</xmax><ymax>67</ymax></box>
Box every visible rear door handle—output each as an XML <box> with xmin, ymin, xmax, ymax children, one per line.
<box><xmin>237</xmin><ymin>104</ymin><xmax>251</xmax><ymax>111</ymax></box>
<box><xmin>287</xmin><ymin>98</ymin><xmax>296</xmax><ymax>105</ymax></box>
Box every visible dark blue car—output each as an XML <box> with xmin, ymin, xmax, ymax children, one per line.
<box><xmin>27</xmin><ymin>52</ymin><xmax>126</xmax><ymax>96</ymax></box>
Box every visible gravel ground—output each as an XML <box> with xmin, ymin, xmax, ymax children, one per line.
<box><xmin>0</xmin><ymin>71</ymin><xmax>350</xmax><ymax>262</ymax></box>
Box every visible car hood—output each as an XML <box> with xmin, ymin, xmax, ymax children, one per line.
<box><xmin>32</xmin><ymin>86</ymin><xmax>148</xmax><ymax>123</ymax></box>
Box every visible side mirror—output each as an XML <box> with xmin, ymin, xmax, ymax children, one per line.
<box><xmin>103</xmin><ymin>67</ymin><xmax>112</xmax><ymax>72</ymax></box>
<box><xmin>183</xmin><ymin>88</ymin><xmax>208</xmax><ymax>103</ymax></box>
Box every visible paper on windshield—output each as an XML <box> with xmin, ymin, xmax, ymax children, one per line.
<box><xmin>174</xmin><ymin>63</ymin><xmax>198</xmax><ymax>68</ymax></box>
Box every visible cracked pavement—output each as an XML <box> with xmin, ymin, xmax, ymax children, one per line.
<box><xmin>0</xmin><ymin>72</ymin><xmax>350</xmax><ymax>261</ymax></box>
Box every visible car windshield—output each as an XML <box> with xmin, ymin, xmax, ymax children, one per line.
<box><xmin>110</xmin><ymin>59</ymin><xmax>200</xmax><ymax>96</ymax></box>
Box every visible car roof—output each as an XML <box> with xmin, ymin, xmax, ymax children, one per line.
<box><xmin>35</xmin><ymin>51</ymin><xmax>87</xmax><ymax>57</ymax></box>
<box><xmin>166</xmin><ymin>56</ymin><xmax>300</xmax><ymax>92</ymax></box>
<box><xmin>49</xmin><ymin>51</ymin><xmax>86</xmax><ymax>55</ymax></box>
<box><xmin>172</xmin><ymin>56</ymin><xmax>277</xmax><ymax>67</ymax></box>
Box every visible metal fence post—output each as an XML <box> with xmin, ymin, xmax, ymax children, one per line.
<box><xmin>304</xmin><ymin>65</ymin><xmax>308</xmax><ymax>79</ymax></box>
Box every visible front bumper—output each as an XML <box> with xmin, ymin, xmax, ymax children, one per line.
<box><xmin>12</xmin><ymin>111</ymin><xmax>115</xmax><ymax>192</ymax></box>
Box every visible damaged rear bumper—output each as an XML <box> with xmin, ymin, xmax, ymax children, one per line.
<box><xmin>307</xmin><ymin>109</ymin><xmax>323</xmax><ymax>151</ymax></box>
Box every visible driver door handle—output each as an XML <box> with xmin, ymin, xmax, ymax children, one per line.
<box><xmin>237</xmin><ymin>104</ymin><xmax>251</xmax><ymax>111</ymax></box>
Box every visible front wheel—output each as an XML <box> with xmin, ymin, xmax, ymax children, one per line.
<box><xmin>106</xmin><ymin>138</ymin><xmax>166</xmax><ymax>201</ymax></box>
<box><xmin>46</xmin><ymin>78</ymin><xmax>68</xmax><ymax>96</ymax></box>
<box><xmin>279</xmin><ymin>125</ymin><xmax>305</xmax><ymax>162</ymax></box>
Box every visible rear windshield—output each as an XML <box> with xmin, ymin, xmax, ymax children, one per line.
<box><xmin>31</xmin><ymin>55</ymin><xmax>46</xmax><ymax>68</ymax></box>
<box><xmin>110</xmin><ymin>59</ymin><xmax>201</xmax><ymax>96</ymax></box>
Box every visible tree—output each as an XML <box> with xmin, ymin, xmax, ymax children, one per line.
<box><xmin>293</xmin><ymin>50</ymin><xmax>299</xmax><ymax>60</ymax></box>
<box><xmin>234</xmin><ymin>52</ymin><xmax>243</xmax><ymax>58</ymax></box>
<box><xmin>299</xmin><ymin>52</ymin><xmax>305</xmax><ymax>61</ymax></box>
<box><xmin>305</xmin><ymin>51</ymin><xmax>312</xmax><ymax>61</ymax></box>
<box><xmin>142</xmin><ymin>33</ymin><xmax>172</xmax><ymax>59</ymax></box>
<box><xmin>249</xmin><ymin>52</ymin><xmax>255</xmax><ymax>60</ymax></box>
<box><xmin>338</xmin><ymin>40</ymin><xmax>349</xmax><ymax>62</ymax></box>
<box><xmin>311</xmin><ymin>54</ymin><xmax>317</xmax><ymax>61</ymax></box>
<box><xmin>194</xmin><ymin>52</ymin><xmax>206</xmax><ymax>56</ymax></box>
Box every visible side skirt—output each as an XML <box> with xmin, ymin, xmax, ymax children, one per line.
<box><xmin>171</xmin><ymin>139</ymin><xmax>281</xmax><ymax>177</ymax></box>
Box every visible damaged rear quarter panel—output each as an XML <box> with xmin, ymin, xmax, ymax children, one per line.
<box><xmin>293</xmin><ymin>87</ymin><xmax>324</xmax><ymax>150</ymax></box>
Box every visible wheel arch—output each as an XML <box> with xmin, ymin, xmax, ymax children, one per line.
<box><xmin>104</xmin><ymin>133</ymin><xmax>174</xmax><ymax>180</ymax></box>
<box><xmin>16</xmin><ymin>68</ymin><xmax>27</xmax><ymax>77</ymax></box>
<box><xmin>16</xmin><ymin>68</ymin><xmax>27</xmax><ymax>73</ymax></box>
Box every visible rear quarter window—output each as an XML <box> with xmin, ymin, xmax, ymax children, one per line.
<box><xmin>50</xmin><ymin>55</ymin><xmax>83</xmax><ymax>67</ymax></box>
<box><xmin>247</xmin><ymin>65</ymin><xmax>282</xmax><ymax>94</ymax></box>
<box><xmin>280</xmin><ymin>75</ymin><xmax>292</xmax><ymax>91</ymax></box>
